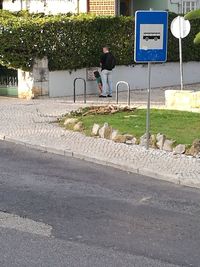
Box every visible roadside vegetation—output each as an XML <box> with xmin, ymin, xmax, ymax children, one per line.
<box><xmin>0</xmin><ymin>10</ymin><xmax>200</xmax><ymax>71</ymax></box>
<box><xmin>185</xmin><ymin>9</ymin><xmax>200</xmax><ymax>44</ymax></box>
<box><xmin>60</xmin><ymin>107</ymin><xmax>200</xmax><ymax>146</ymax></box>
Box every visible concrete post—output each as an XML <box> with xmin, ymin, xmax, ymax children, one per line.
<box><xmin>18</xmin><ymin>57</ymin><xmax>49</xmax><ymax>99</ymax></box>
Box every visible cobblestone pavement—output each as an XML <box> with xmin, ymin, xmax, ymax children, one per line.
<box><xmin>0</xmin><ymin>86</ymin><xmax>200</xmax><ymax>188</ymax></box>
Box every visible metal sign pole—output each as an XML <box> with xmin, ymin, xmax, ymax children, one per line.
<box><xmin>146</xmin><ymin>8</ymin><xmax>152</xmax><ymax>150</ymax></box>
<box><xmin>179</xmin><ymin>37</ymin><xmax>183</xmax><ymax>90</ymax></box>
<box><xmin>134</xmin><ymin>10</ymin><xmax>168</xmax><ymax>150</ymax></box>
<box><xmin>146</xmin><ymin>62</ymin><xmax>151</xmax><ymax>150</ymax></box>
<box><xmin>178</xmin><ymin>16</ymin><xmax>183</xmax><ymax>90</ymax></box>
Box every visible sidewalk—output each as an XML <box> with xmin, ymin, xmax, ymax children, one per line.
<box><xmin>55</xmin><ymin>83</ymin><xmax>200</xmax><ymax>106</ymax></box>
<box><xmin>0</xmin><ymin>87</ymin><xmax>200</xmax><ymax>189</ymax></box>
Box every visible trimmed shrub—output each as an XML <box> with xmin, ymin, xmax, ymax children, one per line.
<box><xmin>0</xmin><ymin>10</ymin><xmax>199</xmax><ymax>71</ymax></box>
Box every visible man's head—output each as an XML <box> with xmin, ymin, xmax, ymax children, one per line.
<box><xmin>103</xmin><ymin>46</ymin><xmax>109</xmax><ymax>53</ymax></box>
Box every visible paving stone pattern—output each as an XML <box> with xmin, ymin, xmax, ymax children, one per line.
<box><xmin>0</xmin><ymin>89</ymin><xmax>200</xmax><ymax>188</ymax></box>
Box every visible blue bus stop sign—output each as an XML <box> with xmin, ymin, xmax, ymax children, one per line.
<box><xmin>134</xmin><ymin>11</ymin><xmax>168</xmax><ymax>63</ymax></box>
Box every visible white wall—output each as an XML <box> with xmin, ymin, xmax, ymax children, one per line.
<box><xmin>18</xmin><ymin>69</ymin><xmax>34</xmax><ymax>99</ymax></box>
<box><xmin>3</xmin><ymin>0</ymin><xmax>25</xmax><ymax>11</ymax></box>
<box><xmin>3</xmin><ymin>0</ymin><xmax>87</xmax><ymax>14</ymax></box>
<box><xmin>49</xmin><ymin>68</ymin><xmax>97</xmax><ymax>97</ymax></box>
<box><xmin>49</xmin><ymin>62</ymin><xmax>200</xmax><ymax>97</ymax></box>
<box><xmin>29</xmin><ymin>0</ymin><xmax>45</xmax><ymax>13</ymax></box>
<box><xmin>79</xmin><ymin>0</ymin><xmax>87</xmax><ymax>13</ymax></box>
<box><xmin>44</xmin><ymin>0</ymin><xmax>77</xmax><ymax>15</ymax></box>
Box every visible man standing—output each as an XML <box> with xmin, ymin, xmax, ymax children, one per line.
<box><xmin>100</xmin><ymin>46</ymin><xmax>116</xmax><ymax>98</ymax></box>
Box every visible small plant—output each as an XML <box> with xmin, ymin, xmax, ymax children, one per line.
<box><xmin>185</xmin><ymin>9</ymin><xmax>200</xmax><ymax>44</ymax></box>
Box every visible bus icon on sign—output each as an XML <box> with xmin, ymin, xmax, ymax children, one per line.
<box><xmin>140</xmin><ymin>24</ymin><xmax>164</xmax><ymax>50</ymax></box>
<box><xmin>143</xmin><ymin>32</ymin><xmax>161</xmax><ymax>41</ymax></box>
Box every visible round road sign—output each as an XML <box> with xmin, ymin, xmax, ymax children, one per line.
<box><xmin>170</xmin><ymin>16</ymin><xmax>191</xmax><ymax>39</ymax></box>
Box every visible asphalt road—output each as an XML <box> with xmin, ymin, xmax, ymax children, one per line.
<box><xmin>0</xmin><ymin>141</ymin><xmax>200</xmax><ymax>267</ymax></box>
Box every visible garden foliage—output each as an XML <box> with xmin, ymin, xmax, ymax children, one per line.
<box><xmin>0</xmin><ymin>10</ymin><xmax>199</xmax><ymax>71</ymax></box>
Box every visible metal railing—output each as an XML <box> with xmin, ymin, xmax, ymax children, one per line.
<box><xmin>0</xmin><ymin>76</ymin><xmax>18</xmax><ymax>87</ymax></box>
<box><xmin>116</xmin><ymin>81</ymin><xmax>131</xmax><ymax>106</ymax></box>
<box><xmin>73</xmin><ymin>78</ymin><xmax>86</xmax><ymax>103</ymax></box>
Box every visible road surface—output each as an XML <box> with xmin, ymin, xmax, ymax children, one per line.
<box><xmin>0</xmin><ymin>141</ymin><xmax>200</xmax><ymax>267</ymax></box>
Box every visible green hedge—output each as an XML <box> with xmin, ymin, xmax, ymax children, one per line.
<box><xmin>0</xmin><ymin>10</ymin><xmax>199</xmax><ymax>71</ymax></box>
<box><xmin>0</xmin><ymin>64</ymin><xmax>17</xmax><ymax>76</ymax></box>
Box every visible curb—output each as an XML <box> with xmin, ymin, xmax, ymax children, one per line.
<box><xmin>72</xmin><ymin>152</ymin><xmax>181</xmax><ymax>186</ymax></box>
<box><xmin>2</xmin><ymin>135</ymin><xmax>190</xmax><ymax>188</ymax></box>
